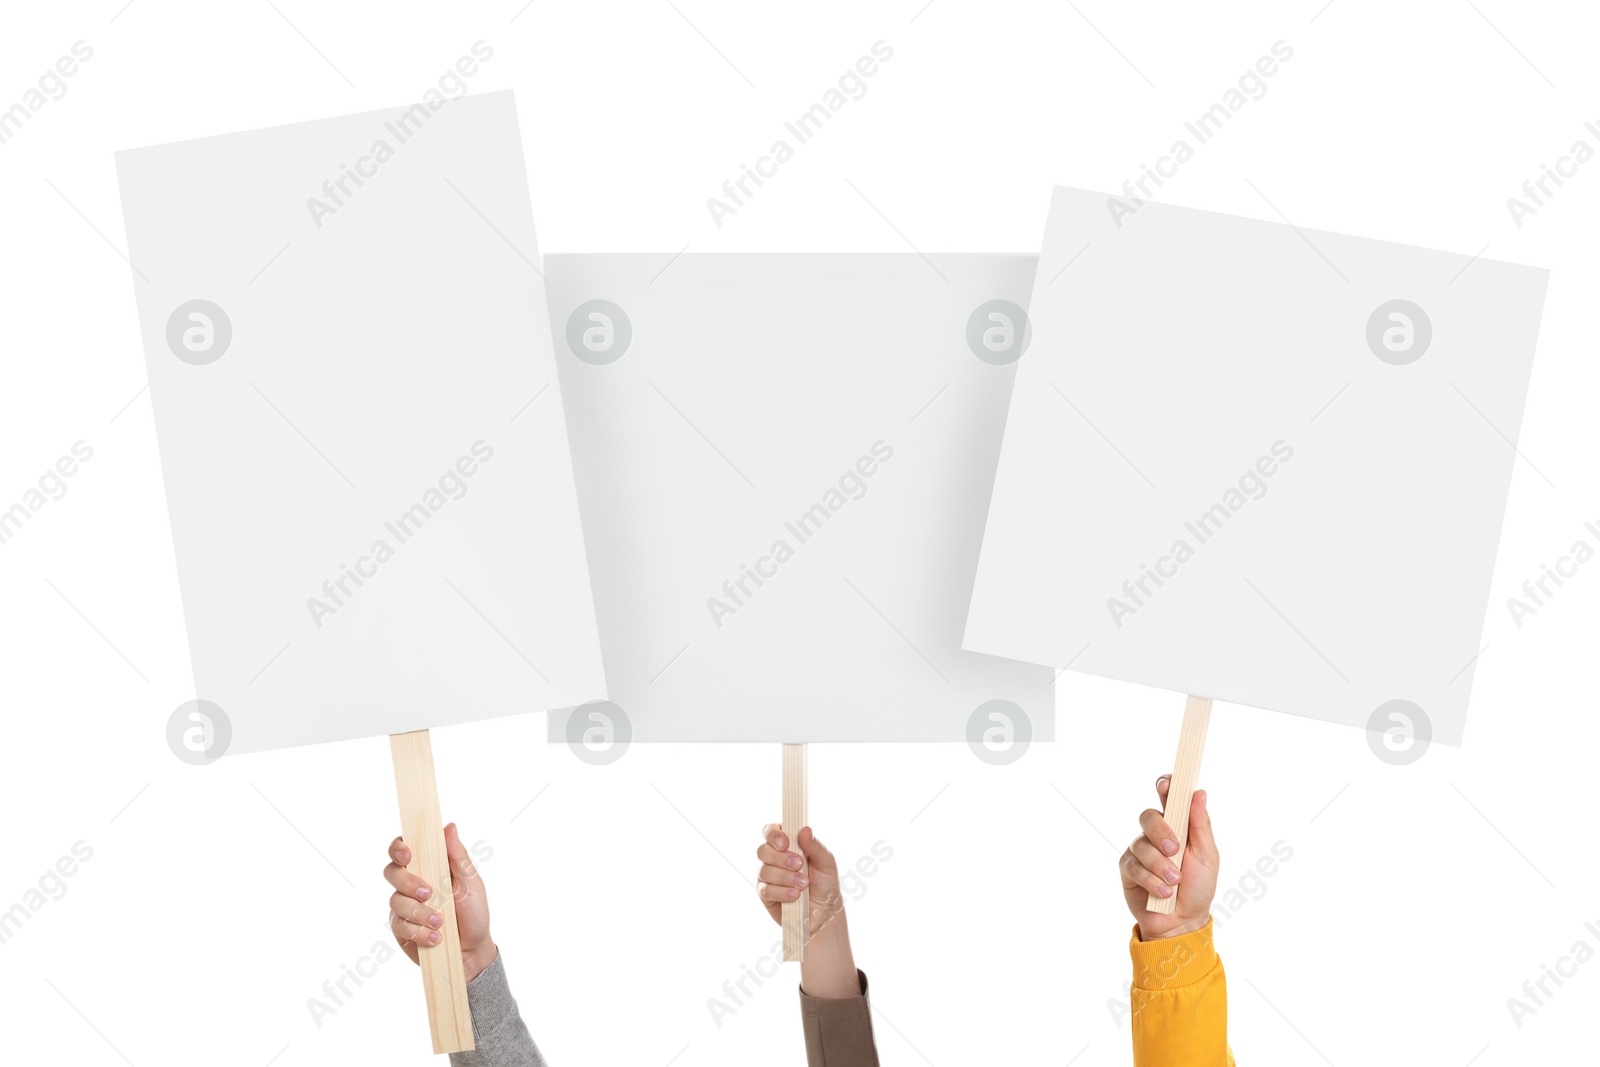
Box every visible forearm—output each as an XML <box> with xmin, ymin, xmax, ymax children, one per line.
<box><xmin>448</xmin><ymin>952</ymin><xmax>548</xmax><ymax>1067</ymax></box>
<box><xmin>799</xmin><ymin>904</ymin><xmax>860</xmax><ymax>1000</ymax></box>
<box><xmin>795</xmin><ymin>905</ymin><xmax>879</xmax><ymax>1066</ymax></box>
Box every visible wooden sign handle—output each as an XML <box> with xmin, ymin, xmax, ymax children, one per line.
<box><xmin>1146</xmin><ymin>696</ymin><xmax>1212</xmax><ymax>915</ymax></box>
<box><xmin>390</xmin><ymin>730</ymin><xmax>476</xmax><ymax>1054</ymax></box>
<box><xmin>781</xmin><ymin>743</ymin><xmax>809</xmax><ymax>962</ymax></box>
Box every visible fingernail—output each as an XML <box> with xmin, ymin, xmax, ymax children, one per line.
<box><xmin>787</xmin><ymin>855</ymin><xmax>802</xmax><ymax>870</ymax></box>
<box><xmin>1164</xmin><ymin>868</ymin><xmax>1181</xmax><ymax>885</ymax></box>
<box><xmin>1161</xmin><ymin>838</ymin><xmax>1178</xmax><ymax>856</ymax></box>
<box><xmin>429</xmin><ymin>913</ymin><xmax>443</xmax><ymax>928</ymax></box>
<box><xmin>776</xmin><ymin>835</ymin><xmax>787</xmax><ymax>850</ymax></box>
<box><xmin>429</xmin><ymin>931</ymin><xmax>441</xmax><ymax>944</ymax></box>
<box><xmin>1155</xmin><ymin>883</ymin><xmax>1173</xmax><ymax>897</ymax></box>
<box><xmin>416</xmin><ymin>886</ymin><xmax>431</xmax><ymax>900</ymax></box>
<box><xmin>794</xmin><ymin>875</ymin><xmax>807</xmax><ymax>888</ymax></box>
<box><xmin>397</xmin><ymin>849</ymin><xmax>410</xmax><ymax>863</ymax></box>
<box><xmin>788</xmin><ymin>888</ymin><xmax>800</xmax><ymax>900</ymax></box>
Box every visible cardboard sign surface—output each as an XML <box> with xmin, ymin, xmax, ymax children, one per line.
<box><xmin>546</xmin><ymin>254</ymin><xmax>1054</xmax><ymax>743</ymax></box>
<box><xmin>117</xmin><ymin>91</ymin><xmax>603</xmax><ymax>754</ymax></box>
<box><xmin>965</xmin><ymin>187</ymin><xmax>1548</xmax><ymax>745</ymax></box>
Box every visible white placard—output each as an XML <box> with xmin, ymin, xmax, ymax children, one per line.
<box><xmin>116</xmin><ymin>91</ymin><xmax>603</xmax><ymax>755</ymax></box>
<box><xmin>546</xmin><ymin>254</ymin><xmax>1054</xmax><ymax>744</ymax></box>
<box><xmin>965</xmin><ymin>188</ymin><xmax>1548</xmax><ymax>745</ymax></box>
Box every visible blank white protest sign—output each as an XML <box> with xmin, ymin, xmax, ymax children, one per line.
<box><xmin>545</xmin><ymin>255</ymin><xmax>1054</xmax><ymax>745</ymax></box>
<box><xmin>965</xmin><ymin>188</ymin><xmax>1548</xmax><ymax>746</ymax></box>
<box><xmin>116</xmin><ymin>91</ymin><xmax>604</xmax><ymax>755</ymax></box>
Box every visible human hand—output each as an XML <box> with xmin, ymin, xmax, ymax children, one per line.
<box><xmin>385</xmin><ymin>822</ymin><xmax>497</xmax><ymax>982</ymax></box>
<box><xmin>756</xmin><ymin>824</ymin><xmax>844</xmax><ymax>935</ymax></box>
<box><xmin>1120</xmin><ymin>776</ymin><xmax>1219</xmax><ymax>940</ymax></box>
<box><xmin>756</xmin><ymin>824</ymin><xmax>859</xmax><ymax>999</ymax></box>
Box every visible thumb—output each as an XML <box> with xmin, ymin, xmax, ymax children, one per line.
<box><xmin>798</xmin><ymin>826</ymin><xmax>837</xmax><ymax>875</ymax></box>
<box><xmin>1186</xmin><ymin>790</ymin><xmax>1217</xmax><ymax>864</ymax></box>
<box><xmin>444</xmin><ymin>823</ymin><xmax>482</xmax><ymax>890</ymax></box>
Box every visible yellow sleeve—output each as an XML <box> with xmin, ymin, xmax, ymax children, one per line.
<box><xmin>1128</xmin><ymin>919</ymin><xmax>1234</xmax><ymax>1067</ymax></box>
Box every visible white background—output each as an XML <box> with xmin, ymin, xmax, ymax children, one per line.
<box><xmin>1</xmin><ymin>2</ymin><xmax>1596</xmax><ymax>1065</ymax></box>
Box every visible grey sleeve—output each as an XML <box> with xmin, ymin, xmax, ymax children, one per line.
<box><xmin>448</xmin><ymin>953</ymin><xmax>547</xmax><ymax>1067</ymax></box>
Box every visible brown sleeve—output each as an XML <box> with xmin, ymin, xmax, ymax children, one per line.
<box><xmin>798</xmin><ymin>969</ymin><xmax>880</xmax><ymax>1067</ymax></box>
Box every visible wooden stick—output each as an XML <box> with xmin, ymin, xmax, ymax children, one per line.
<box><xmin>781</xmin><ymin>743</ymin><xmax>809</xmax><ymax>962</ymax></box>
<box><xmin>390</xmin><ymin>730</ymin><xmax>475</xmax><ymax>1054</ymax></box>
<box><xmin>1146</xmin><ymin>696</ymin><xmax>1212</xmax><ymax>915</ymax></box>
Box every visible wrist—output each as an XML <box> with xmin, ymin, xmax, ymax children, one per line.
<box><xmin>462</xmin><ymin>941</ymin><xmax>498</xmax><ymax>983</ymax></box>
<box><xmin>799</xmin><ymin>941</ymin><xmax>860</xmax><ymax>999</ymax></box>
<box><xmin>810</xmin><ymin>903</ymin><xmax>849</xmax><ymax>946</ymax></box>
<box><xmin>1139</xmin><ymin>913</ymin><xmax>1210</xmax><ymax>941</ymax></box>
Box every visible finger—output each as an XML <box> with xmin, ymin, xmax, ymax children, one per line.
<box><xmin>1139</xmin><ymin>807</ymin><xmax>1180</xmax><ymax>858</ymax></box>
<box><xmin>391</xmin><ymin>890</ymin><xmax>443</xmax><ymax>928</ymax></box>
<box><xmin>1187</xmin><ymin>789</ymin><xmax>1217</xmax><ymax>864</ymax></box>
<box><xmin>759</xmin><ymin>864</ymin><xmax>806</xmax><ymax>889</ymax></box>
<box><xmin>444</xmin><ymin>823</ymin><xmax>482</xmax><ymax>893</ymax></box>
<box><xmin>797</xmin><ymin>826</ymin><xmax>836</xmax><ymax>874</ymax></box>
<box><xmin>391</xmin><ymin>910</ymin><xmax>442</xmax><ymax>946</ymax></box>
<box><xmin>762</xmin><ymin>823</ymin><xmax>789</xmax><ymax>853</ymax></box>
<box><xmin>756</xmin><ymin>880</ymin><xmax>782</xmax><ymax>923</ymax></box>
<box><xmin>1130</xmin><ymin>838</ymin><xmax>1181</xmax><ymax>885</ymax></box>
<box><xmin>389</xmin><ymin>911</ymin><xmax>421</xmax><ymax>964</ymax></box>
<box><xmin>389</xmin><ymin>836</ymin><xmax>411</xmax><ymax>866</ymax></box>
<box><xmin>756</xmin><ymin>842</ymin><xmax>804</xmax><ymax>870</ymax></box>
<box><xmin>384</xmin><ymin>860</ymin><xmax>433</xmax><ymax>902</ymax></box>
<box><xmin>1121</xmin><ymin>850</ymin><xmax>1174</xmax><ymax>899</ymax></box>
<box><xmin>757</xmin><ymin>880</ymin><xmax>804</xmax><ymax>903</ymax></box>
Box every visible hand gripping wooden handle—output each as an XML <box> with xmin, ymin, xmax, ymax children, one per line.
<box><xmin>390</xmin><ymin>730</ymin><xmax>475</xmax><ymax>1053</ymax></box>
